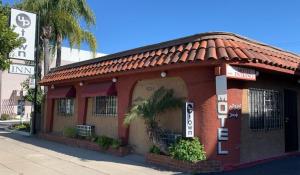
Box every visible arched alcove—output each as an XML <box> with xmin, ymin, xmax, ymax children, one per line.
<box><xmin>129</xmin><ymin>77</ymin><xmax>188</xmax><ymax>154</ymax></box>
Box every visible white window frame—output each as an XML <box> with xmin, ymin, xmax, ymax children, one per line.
<box><xmin>248</xmin><ymin>88</ymin><xmax>283</xmax><ymax>131</ymax></box>
<box><xmin>93</xmin><ymin>96</ymin><xmax>117</xmax><ymax>117</ymax></box>
<box><xmin>57</xmin><ymin>98</ymin><xmax>74</xmax><ymax>116</ymax></box>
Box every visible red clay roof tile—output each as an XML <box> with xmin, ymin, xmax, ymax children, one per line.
<box><xmin>40</xmin><ymin>32</ymin><xmax>300</xmax><ymax>84</ymax></box>
<box><xmin>195</xmin><ymin>48</ymin><xmax>206</xmax><ymax>60</ymax></box>
<box><xmin>187</xmin><ymin>49</ymin><xmax>196</xmax><ymax>61</ymax></box>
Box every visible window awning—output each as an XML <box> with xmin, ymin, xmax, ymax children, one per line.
<box><xmin>81</xmin><ymin>82</ymin><xmax>117</xmax><ymax>97</ymax></box>
<box><xmin>48</xmin><ymin>86</ymin><xmax>76</xmax><ymax>99</ymax></box>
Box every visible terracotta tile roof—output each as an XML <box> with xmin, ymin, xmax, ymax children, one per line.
<box><xmin>40</xmin><ymin>32</ymin><xmax>300</xmax><ymax>84</ymax></box>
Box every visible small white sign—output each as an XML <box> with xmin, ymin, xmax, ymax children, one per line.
<box><xmin>9</xmin><ymin>64</ymin><xmax>34</xmax><ymax>75</ymax></box>
<box><xmin>226</xmin><ymin>65</ymin><xmax>256</xmax><ymax>81</ymax></box>
<box><xmin>9</xmin><ymin>9</ymin><xmax>36</xmax><ymax>61</ymax></box>
<box><xmin>183</xmin><ymin>102</ymin><xmax>194</xmax><ymax>138</ymax></box>
<box><xmin>29</xmin><ymin>77</ymin><xmax>35</xmax><ymax>89</ymax></box>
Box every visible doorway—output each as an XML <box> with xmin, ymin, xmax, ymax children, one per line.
<box><xmin>284</xmin><ymin>89</ymin><xmax>299</xmax><ymax>152</ymax></box>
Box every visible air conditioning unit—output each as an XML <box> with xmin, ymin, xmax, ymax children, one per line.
<box><xmin>76</xmin><ymin>125</ymin><xmax>95</xmax><ymax>137</ymax></box>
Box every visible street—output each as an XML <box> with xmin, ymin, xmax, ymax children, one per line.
<box><xmin>0</xmin><ymin>130</ymin><xmax>300</xmax><ymax>175</ymax></box>
<box><xmin>207</xmin><ymin>156</ymin><xmax>300</xmax><ymax>175</ymax></box>
<box><xmin>0</xmin><ymin>131</ymin><xmax>180</xmax><ymax>175</ymax></box>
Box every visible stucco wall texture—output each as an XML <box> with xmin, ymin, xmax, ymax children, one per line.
<box><xmin>239</xmin><ymin>73</ymin><xmax>300</xmax><ymax>163</ymax></box>
<box><xmin>44</xmin><ymin>65</ymin><xmax>300</xmax><ymax>167</ymax></box>
<box><xmin>129</xmin><ymin>77</ymin><xmax>188</xmax><ymax>154</ymax></box>
<box><xmin>52</xmin><ymin>100</ymin><xmax>77</xmax><ymax>134</ymax></box>
<box><xmin>85</xmin><ymin>98</ymin><xmax>118</xmax><ymax>139</ymax></box>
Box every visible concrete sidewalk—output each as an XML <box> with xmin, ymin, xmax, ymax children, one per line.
<box><xmin>0</xmin><ymin>119</ymin><xmax>30</xmax><ymax>123</ymax></box>
<box><xmin>0</xmin><ymin>132</ymin><xmax>183</xmax><ymax>175</ymax></box>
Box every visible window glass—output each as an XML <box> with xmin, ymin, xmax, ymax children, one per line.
<box><xmin>57</xmin><ymin>98</ymin><xmax>74</xmax><ymax>116</ymax></box>
<box><xmin>248</xmin><ymin>88</ymin><xmax>283</xmax><ymax>130</ymax></box>
<box><xmin>93</xmin><ymin>96</ymin><xmax>117</xmax><ymax>116</ymax></box>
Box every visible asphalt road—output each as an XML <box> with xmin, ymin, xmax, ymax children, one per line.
<box><xmin>204</xmin><ymin>156</ymin><xmax>300</xmax><ymax>175</ymax></box>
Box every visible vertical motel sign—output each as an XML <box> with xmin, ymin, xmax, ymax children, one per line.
<box><xmin>9</xmin><ymin>9</ymin><xmax>36</xmax><ymax>61</ymax></box>
<box><xmin>216</xmin><ymin>75</ymin><xmax>229</xmax><ymax>155</ymax></box>
<box><xmin>215</xmin><ymin>65</ymin><xmax>257</xmax><ymax>155</ymax></box>
<box><xmin>182</xmin><ymin>102</ymin><xmax>194</xmax><ymax>138</ymax></box>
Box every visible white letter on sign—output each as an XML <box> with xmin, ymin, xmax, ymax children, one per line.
<box><xmin>218</xmin><ymin>142</ymin><xmax>229</xmax><ymax>155</ymax></box>
<box><xmin>218</xmin><ymin>128</ymin><xmax>228</xmax><ymax>141</ymax></box>
<box><xmin>217</xmin><ymin>101</ymin><xmax>228</xmax><ymax>114</ymax></box>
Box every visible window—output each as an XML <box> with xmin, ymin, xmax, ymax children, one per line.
<box><xmin>248</xmin><ymin>88</ymin><xmax>283</xmax><ymax>130</ymax></box>
<box><xmin>57</xmin><ymin>98</ymin><xmax>74</xmax><ymax>116</ymax></box>
<box><xmin>93</xmin><ymin>96</ymin><xmax>117</xmax><ymax>116</ymax></box>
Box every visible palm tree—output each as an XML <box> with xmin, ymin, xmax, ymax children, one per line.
<box><xmin>16</xmin><ymin>0</ymin><xmax>97</xmax><ymax>72</ymax></box>
<box><xmin>124</xmin><ymin>87</ymin><xmax>183</xmax><ymax>154</ymax></box>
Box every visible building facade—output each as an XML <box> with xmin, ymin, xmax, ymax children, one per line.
<box><xmin>0</xmin><ymin>47</ymin><xmax>105</xmax><ymax>120</ymax></box>
<box><xmin>40</xmin><ymin>32</ymin><xmax>300</xmax><ymax>168</ymax></box>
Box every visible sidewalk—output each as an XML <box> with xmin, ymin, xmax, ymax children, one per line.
<box><xmin>0</xmin><ymin>119</ymin><xmax>30</xmax><ymax>126</ymax></box>
<box><xmin>0</xmin><ymin>132</ymin><xmax>183</xmax><ymax>175</ymax></box>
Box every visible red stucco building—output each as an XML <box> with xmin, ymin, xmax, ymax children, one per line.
<box><xmin>40</xmin><ymin>32</ymin><xmax>300</xmax><ymax>169</ymax></box>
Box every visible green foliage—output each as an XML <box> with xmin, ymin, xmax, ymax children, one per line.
<box><xmin>21</xmin><ymin>78</ymin><xmax>44</xmax><ymax>112</ymax></box>
<box><xmin>111</xmin><ymin>139</ymin><xmax>121</xmax><ymax>149</ymax></box>
<box><xmin>149</xmin><ymin>145</ymin><xmax>161</xmax><ymax>154</ymax></box>
<box><xmin>96</xmin><ymin>135</ymin><xmax>113</xmax><ymax>149</ymax></box>
<box><xmin>0</xmin><ymin>3</ymin><xmax>24</xmax><ymax>70</ymax></box>
<box><xmin>86</xmin><ymin>134</ymin><xmax>98</xmax><ymax>142</ymax></box>
<box><xmin>63</xmin><ymin>127</ymin><xmax>77</xmax><ymax>138</ymax></box>
<box><xmin>124</xmin><ymin>87</ymin><xmax>183</xmax><ymax>154</ymax></box>
<box><xmin>169</xmin><ymin>138</ymin><xmax>206</xmax><ymax>163</ymax></box>
<box><xmin>124</xmin><ymin>87</ymin><xmax>183</xmax><ymax>125</ymax></box>
<box><xmin>0</xmin><ymin>114</ymin><xmax>9</xmax><ymax>120</ymax></box>
<box><xmin>12</xmin><ymin>123</ymin><xmax>31</xmax><ymax>132</ymax></box>
<box><xmin>16</xmin><ymin>0</ymin><xmax>97</xmax><ymax>67</ymax></box>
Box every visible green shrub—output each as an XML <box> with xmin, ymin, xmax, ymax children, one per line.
<box><xmin>97</xmin><ymin>135</ymin><xmax>113</xmax><ymax>149</ymax></box>
<box><xmin>88</xmin><ymin>134</ymin><xmax>98</xmax><ymax>142</ymax></box>
<box><xmin>149</xmin><ymin>145</ymin><xmax>161</xmax><ymax>154</ymax></box>
<box><xmin>169</xmin><ymin>138</ymin><xmax>206</xmax><ymax>163</ymax></box>
<box><xmin>0</xmin><ymin>114</ymin><xmax>9</xmax><ymax>120</ymax></box>
<box><xmin>12</xmin><ymin>123</ymin><xmax>30</xmax><ymax>132</ymax></box>
<box><xmin>111</xmin><ymin>139</ymin><xmax>121</xmax><ymax>149</ymax></box>
<box><xmin>63</xmin><ymin>127</ymin><xmax>77</xmax><ymax>138</ymax></box>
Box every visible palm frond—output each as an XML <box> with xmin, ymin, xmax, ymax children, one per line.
<box><xmin>16</xmin><ymin>0</ymin><xmax>98</xmax><ymax>65</ymax></box>
<box><xmin>124</xmin><ymin>105</ymin><xmax>143</xmax><ymax>125</ymax></box>
<box><xmin>124</xmin><ymin>87</ymin><xmax>184</xmax><ymax>125</ymax></box>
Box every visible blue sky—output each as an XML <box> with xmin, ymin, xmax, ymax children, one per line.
<box><xmin>4</xmin><ymin>0</ymin><xmax>300</xmax><ymax>55</ymax></box>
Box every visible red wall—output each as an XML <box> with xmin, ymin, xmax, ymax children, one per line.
<box><xmin>44</xmin><ymin>65</ymin><xmax>242</xmax><ymax>166</ymax></box>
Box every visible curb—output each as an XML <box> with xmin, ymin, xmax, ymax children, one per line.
<box><xmin>4</xmin><ymin>127</ymin><xmax>31</xmax><ymax>136</ymax></box>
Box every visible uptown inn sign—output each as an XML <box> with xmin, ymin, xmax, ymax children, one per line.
<box><xmin>9</xmin><ymin>8</ymin><xmax>36</xmax><ymax>61</ymax></box>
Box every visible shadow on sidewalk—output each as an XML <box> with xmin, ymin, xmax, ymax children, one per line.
<box><xmin>0</xmin><ymin>132</ymin><xmax>187</xmax><ymax>175</ymax></box>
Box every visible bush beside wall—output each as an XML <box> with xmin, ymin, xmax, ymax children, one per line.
<box><xmin>38</xmin><ymin>133</ymin><xmax>130</xmax><ymax>156</ymax></box>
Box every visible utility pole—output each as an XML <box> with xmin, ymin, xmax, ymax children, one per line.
<box><xmin>31</xmin><ymin>11</ymin><xmax>40</xmax><ymax>134</ymax></box>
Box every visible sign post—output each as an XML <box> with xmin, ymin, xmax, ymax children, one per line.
<box><xmin>32</xmin><ymin>11</ymin><xmax>40</xmax><ymax>134</ymax></box>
